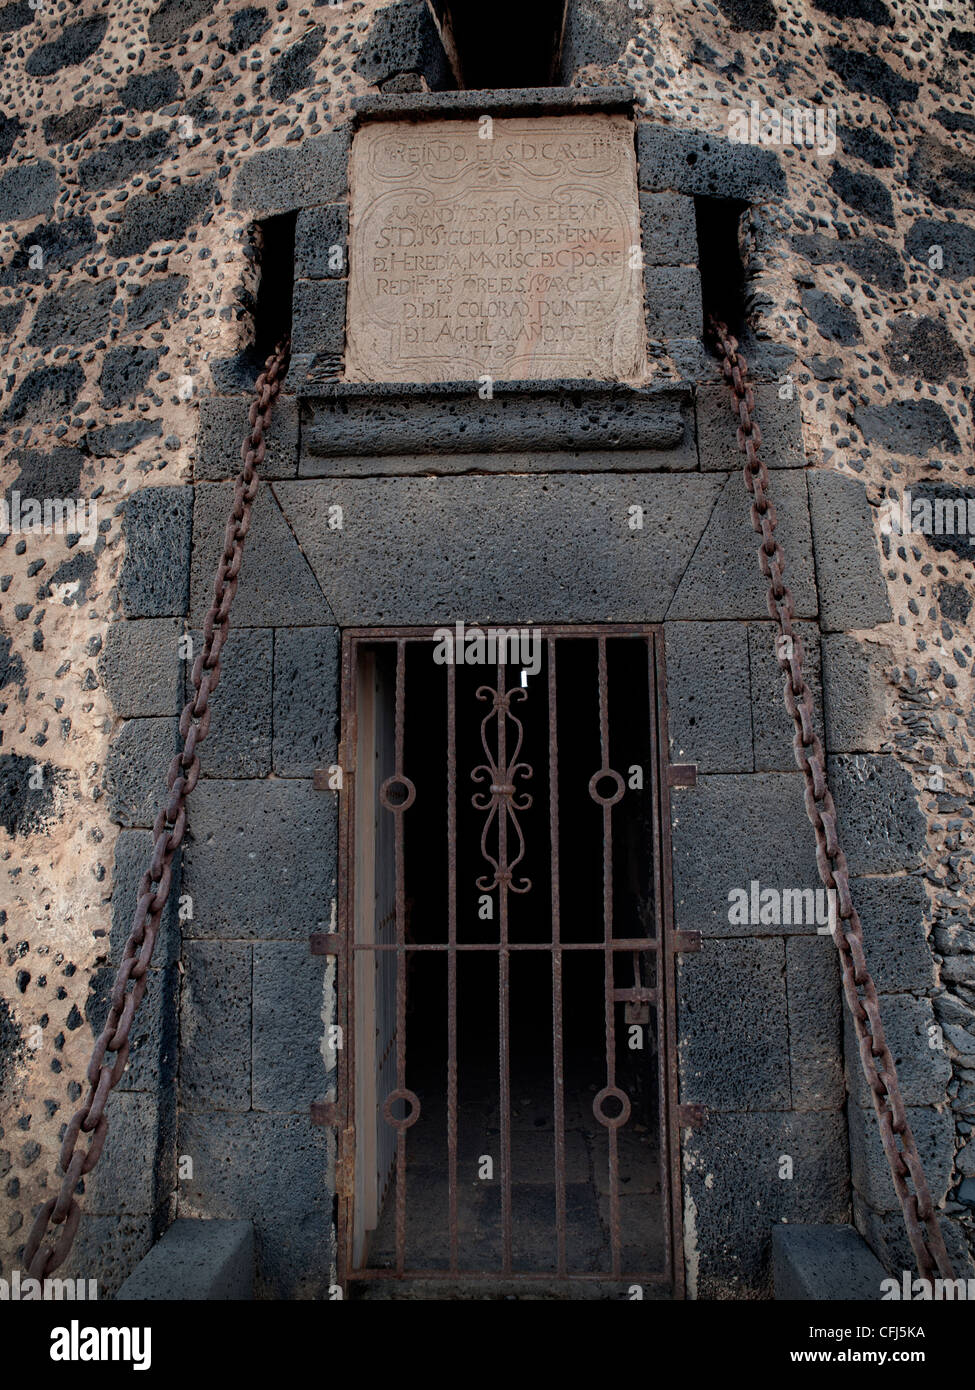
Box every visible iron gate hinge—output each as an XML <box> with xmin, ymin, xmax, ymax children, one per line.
<box><xmin>313</xmin><ymin>739</ymin><xmax>354</xmax><ymax>791</ymax></box>
<box><xmin>339</xmin><ymin>736</ymin><xmax>355</xmax><ymax>773</ymax></box>
<box><xmin>678</xmin><ymin>1102</ymin><xmax>708</xmax><ymax>1129</ymax></box>
<box><xmin>310</xmin><ymin>1100</ymin><xmax>339</xmax><ymax>1127</ymax></box>
<box><xmin>310</xmin><ymin>932</ymin><xmax>344</xmax><ymax>957</ymax></box>
<box><xmin>674</xmin><ymin>930</ymin><xmax>702</xmax><ymax>953</ymax></box>
<box><xmin>667</xmin><ymin>763</ymin><xmax>697</xmax><ymax>789</ymax></box>
<box><xmin>336</xmin><ymin>1127</ymin><xmax>355</xmax><ymax>1199</ymax></box>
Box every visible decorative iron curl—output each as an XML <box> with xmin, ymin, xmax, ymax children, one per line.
<box><xmin>471</xmin><ymin>683</ymin><xmax>533</xmax><ymax>894</ymax></box>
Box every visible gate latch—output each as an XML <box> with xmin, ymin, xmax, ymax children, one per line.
<box><xmin>677</xmin><ymin>1102</ymin><xmax>708</xmax><ymax>1130</ymax></box>
<box><xmin>336</xmin><ymin>1127</ymin><xmax>355</xmax><ymax>1199</ymax></box>
<box><xmin>667</xmin><ymin>763</ymin><xmax>697</xmax><ymax>789</ymax></box>
<box><xmin>613</xmin><ymin>984</ymin><xmax>656</xmax><ymax>1026</ymax></box>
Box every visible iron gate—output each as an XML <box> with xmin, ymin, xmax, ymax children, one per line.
<box><xmin>327</xmin><ymin>625</ymin><xmax>687</xmax><ymax>1294</ymax></box>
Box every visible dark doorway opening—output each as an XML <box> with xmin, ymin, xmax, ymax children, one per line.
<box><xmin>431</xmin><ymin>0</ymin><xmax>567</xmax><ymax>89</ymax></box>
<box><xmin>340</xmin><ymin>629</ymin><xmax>678</xmax><ymax>1298</ymax></box>
<box><xmin>695</xmin><ymin>195</ymin><xmax>749</xmax><ymax>342</ymax></box>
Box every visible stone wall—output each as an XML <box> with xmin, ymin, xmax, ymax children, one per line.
<box><xmin>0</xmin><ymin>0</ymin><xmax>438</xmax><ymax>1298</ymax></box>
<box><xmin>557</xmin><ymin>0</ymin><xmax>975</xmax><ymax>1291</ymax></box>
<box><xmin>1</xmin><ymin>0</ymin><xmax>973</xmax><ymax>1298</ymax></box>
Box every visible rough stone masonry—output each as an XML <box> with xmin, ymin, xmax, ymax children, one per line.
<box><xmin>0</xmin><ymin>0</ymin><xmax>973</xmax><ymax>1300</ymax></box>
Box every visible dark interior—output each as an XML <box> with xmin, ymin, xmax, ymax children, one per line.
<box><xmin>253</xmin><ymin>211</ymin><xmax>296</xmax><ymax>361</ymax></box>
<box><xmin>433</xmin><ymin>0</ymin><xmax>568</xmax><ymax>89</ymax></box>
<box><xmin>695</xmin><ymin>195</ymin><xmax>749</xmax><ymax>342</ymax></box>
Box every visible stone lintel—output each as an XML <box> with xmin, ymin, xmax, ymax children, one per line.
<box><xmin>299</xmin><ymin>381</ymin><xmax>693</xmax><ymax>456</ymax></box>
<box><xmin>350</xmin><ymin>86</ymin><xmax>636</xmax><ymax>124</ymax></box>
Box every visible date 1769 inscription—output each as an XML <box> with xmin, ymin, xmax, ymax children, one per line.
<box><xmin>344</xmin><ymin>115</ymin><xmax>647</xmax><ymax>384</ymax></box>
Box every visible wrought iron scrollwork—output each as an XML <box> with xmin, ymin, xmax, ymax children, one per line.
<box><xmin>471</xmin><ymin>678</ymin><xmax>533</xmax><ymax>894</ymax></box>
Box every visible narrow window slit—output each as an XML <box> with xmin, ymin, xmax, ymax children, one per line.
<box><xmin>253</xmin><ymin>211</ymin><xmax>296</xmax><ymax>362</ymax></box>
<box><xmin>694</xmin><ymin>195</ymin><xmax>749</xmax><ymax>343</ymax></box>
<box><xmin>430</xmin><ymin>0</ymin><xmax>568</xmax><ymax>89</ymax></box>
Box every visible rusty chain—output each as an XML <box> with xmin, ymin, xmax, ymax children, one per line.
<box><xmin>710</xmin><ymin>317</ymin><xmax>955</xmax><ymax>1283</ymax></box>
<box><xmin>20</xmin><ymin>319</ymin><xmax>954</xmax><ymax>1286</ymax></box>
<box><xmin>23</xmin><ymin>340</ymin><xmax>291</xmax><ymax>1281</ymax></box>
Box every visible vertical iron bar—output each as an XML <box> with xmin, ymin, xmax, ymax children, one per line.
<box><xmin>446</xmin><ymin>659</ymin><xmax>459</xmax><ymax>1274</ymax></box>
<box><xmin>393</xmin><ymin>639</ymin><xmax>408</xmax><ymax>1276</ymax></box>
<box><xmin>337</xmin><ymin>626</ymin><xmax>677</xmax><ymax>1291</ymax></box>
<box><xmin>652</xmin><ymin>631</ymin><xmax>685</xmax><ymax>1297</ymax></box>
<box><xmin>646</xmin><ymin>632</ymin><xmax>673</xmax><ymax>1289</ymax></box>
<box><xmin>597</xmin><ymin>636</ymin><xmax>622</xmax><ymax>1277</ymax></box>
<box><xmin>497</xmin><ymin>659</ymin><xmax>513</xmax><ymax>1275</ymax></box>
<box><xmin>548</xmin><ymin>638</ymin><xmax>567</xmax><ymax>1275</ymax></box>
<box><xmin>337</xmin><ymin>632</ymin><xmax>356</xmax><ymax>1286</ymax></box>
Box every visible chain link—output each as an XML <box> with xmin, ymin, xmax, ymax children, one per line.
<box><xmin>23</xmin><ymin>340</ymin><xmax>291</xmax><ymax>1281</ymax></box>
<box><xmin>710</xmin><ymin>317</ymin><xmax>955</xmax><ymax>1283</ymax></box>
<box><xmin>23</xmin><ymin>323</ymin><xmax>954</xmax><ymax>1286</ymax></box>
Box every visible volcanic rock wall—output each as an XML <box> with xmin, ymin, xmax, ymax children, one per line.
<box><xmin>0</xmin><ymin>0</ymin><xmax>973</xmax><ymax>1295</ymax></box>
<box><xmin>573</xmin><ymin>0</ymin><xmax>975</xmax><ymax>1285</ymax></box>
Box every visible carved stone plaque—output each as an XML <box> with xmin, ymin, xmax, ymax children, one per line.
<box><xmin>345</xmin><ymin>114</ymin><xmax>647</xmax><ymax>384</ymax></box>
